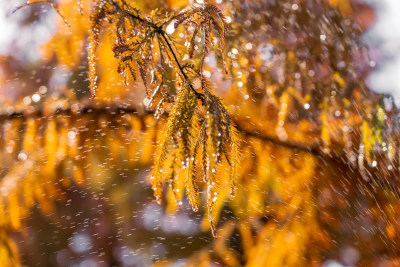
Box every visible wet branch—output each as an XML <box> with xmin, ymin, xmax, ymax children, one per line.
<box><xmin>111</xmin><ymin>0</ymin><xmax>205</xmax><ymax>103</ymax></box>
<box><xmin>0</xmin><ymin>106</ymin><xmax>321</xmax><ymax>156</ymax></box>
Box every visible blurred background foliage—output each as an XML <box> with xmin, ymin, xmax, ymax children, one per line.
<box><xmin>1</xmin><ymin>0</ymin><xmax>400</xmax><ymax>266</ymax></box>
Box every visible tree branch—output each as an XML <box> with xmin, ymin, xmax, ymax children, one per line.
<box><xmin>111</xmin><ymin>0</ymin><xmax>205</xmax><ymax>103</ymax></box>
<box><xmin>0</xmin><ymin>106</ymin><xmax>322</xmax><ymax>157</ymax></box>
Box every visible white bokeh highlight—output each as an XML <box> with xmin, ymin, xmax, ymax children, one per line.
<box><xmin>363</xmin><ymin>0</ymin><xmax>400</xmax><ymax>100</ymax></box>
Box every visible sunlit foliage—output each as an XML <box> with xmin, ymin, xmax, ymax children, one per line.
<box><xmin>1</xmin><ymin>0</ymin><xmax>400</xmax><ymax>266</ymax></box>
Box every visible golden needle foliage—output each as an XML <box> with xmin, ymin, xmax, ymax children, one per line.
<box><xmin>82</xmin><ymin>0</ymin><xmax>240</xmax><ymax>234</ymax></box>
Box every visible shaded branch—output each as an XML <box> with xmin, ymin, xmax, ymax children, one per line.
<box><xmin>0</xmin><ymin>106</ymin><xmax>321</xmax><ymax>156</ymax></box>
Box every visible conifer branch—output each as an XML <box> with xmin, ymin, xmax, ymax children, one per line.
<box><xmin>109</xmin><ymin>0</ymin><xmax>205</xmax><ymax>103</ymax></box>
<box><xmin>0</xmin><ymin>107</ymin><xmax>321</xmax><ymax>156</ymax></box>
<box><xmin>158</xmin><ymin>31</ymin><xmax>205</xmax><ymax>103</ymax></box>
